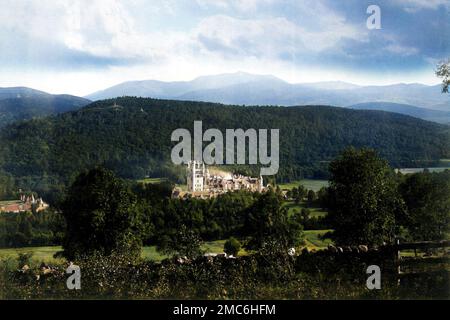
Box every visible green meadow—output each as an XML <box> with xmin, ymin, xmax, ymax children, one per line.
<box><xmin>278</xmin><ymin>179</ymin><xmax>328</xmax><ymax>192</ymax></box>
<box><xmin>0</xmin><ymin>241</ymin><xmax>232</xmax><ymax>265</ymax></box>
<box><xmin>303</xmin><ymin>230</ymin><xmax>333</xmax><ymax>250</ymax></box>
<box><xmin>136</xmin><ymin>177</ymin><xmax>168</xmax><ymax>184</ymax></box>
<box><xmin>0</xmin><ymin>231</ymin><xmax>333</xmax><ymax>265</ymax></box>
<box><xmin>283</xmin><ymin>201</ymin><xmax>327</xmax><ymax>218</ymax></box>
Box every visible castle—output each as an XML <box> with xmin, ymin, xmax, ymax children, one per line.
<box><xmin>172</xmin><ymin>160</ymin><xmax>266</xmax><ymax>199</ymax></box>
<box><xmin>0</xmin><ymin>193</ymin><xmax>49</xmax><ymax>213</ymax></box>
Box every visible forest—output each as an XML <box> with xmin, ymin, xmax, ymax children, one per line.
<box><xmin>0</xmin><ymin>97</ymin><xmax>448</xmax><ymax>201</ymax></box>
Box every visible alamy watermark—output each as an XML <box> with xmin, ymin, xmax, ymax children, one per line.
<box><xmin>366</xmin><ymin>265</ymin><xmax>381</xmax><ymax>290</ymax></box>
<box><xmin>66</xmin><ymin>263</ymin><xmax>81</xmax><ymax>290</ymax></box>
<box><xmin>367</xmin><ymin>4</ymin><xmax>381</xmax><ymax>30</ymax></box>
<box><xmin>171</xmin><ymin>121</ymin><xmax>279</xmax><ymax>176</ymax></box>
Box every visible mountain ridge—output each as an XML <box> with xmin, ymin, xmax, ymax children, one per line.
<box><xmin>347</xmin><ymin>102</ymin><xmax>450</xmax><ymax>124</ymax></box>
<box><xmin>0</xmin><ymin>87</ymin><xmax>91</xmax><ymax>128</ymax></box>
<box><xmin>85</xmin><ymin>72</ymin><xmax>449</xmax><ymax>111</ymax></box>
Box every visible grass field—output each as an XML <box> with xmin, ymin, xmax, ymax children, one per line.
<box><xmin>0</xmin><ymin>246</ymin><xmax>65</xmax><ymax>265</ymax></box>
<box><xmin>0</xmin><ymin>230</ymin><xmax>334</xmax><ymax>265</ymax></box>
<box><xmin>278</xmin><ymin>179</ymin><xmax>328</xmax><ymax>192</ymax></box>
<box><xmin>283</xmin><ymin>200</ymin><xmax>327</xmax><ymax>218</ymax></box>
<box><xmin>397</xmin><ymin>167</ymin><xmax>450</xmax><ymax>174</ymax></box>
<box><xmin>136</xmin><ymin>177</ymin><xmax>168</xmax><ymax>184</ymax></box>
<box><xmin>142</xmin><ymin>240</ymin><xmax>236</xmax><ymax>261</ymax></box>
<box><xmin>303</xmin><ymin>230</ymin><xmax>333</xmax><ymax>250</ymax></box>
<box><xmin>0</xmin><ymin>241</ymin><xmax>234</xmax><ymax>265</ymax></box>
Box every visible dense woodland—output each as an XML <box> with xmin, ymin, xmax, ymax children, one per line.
<box><xmin>1</xmin><ymin>162</ymin><xmax>448</xmax><ymax>250</ymax></box>
<box><xmin>1</xmin><ymin>150</ymin><xmax>448</xmax><ymax>299</ymax></box>
<box><xmin>0</xmin><ymin>209</ymin><xmax>64</xmax><ymax>247</ymax></box>
<box><xmin>0</xmin><ymin>91</ymin><xmax>90</xmax><ymax>128</ymax></box>
<box><xmin>0</xmin><ymin>97</ymin><xmax>448</xmax><ymax>201</ymax></box>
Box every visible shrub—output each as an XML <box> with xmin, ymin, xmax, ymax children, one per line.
<box><xmin>224</xmin><ymin>237</ymin><xmax>242</xmax><ymax>257</ymax></box>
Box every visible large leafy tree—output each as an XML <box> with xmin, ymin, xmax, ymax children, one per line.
<box><xmin>399</xmin><ymin>171</ymin><xmax>450</xmax><ymax>241</ymax></box>
<box><xmin>292</xmin><ymin>185</ymin><xmax>307</xmax><ymax>204</ymax></box>
<box><xmin>244</xmin><ymin>190</ymin><xmax>303</xmax><ymax>253</ymax></box>
<box><xmin>61</xmin><ymin>167</ymin><xmax>143</xmax><ymax>260</ymax></box>
<box><xmin>327</xmin><ymin>148</ymin><xmax>405</xmax><ymax>246</ymax></box>
<box><xmin>157</xmin><ymin>224</ymin><xmax>203</xmax><ymax>258</ymax></box>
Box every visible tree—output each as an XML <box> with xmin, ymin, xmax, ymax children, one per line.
<box><xmin>158</xmin><ymin>224</ymin><xmax>203</xmax><ymax>258</ymax></box>
<box><xmin>317</xmin><ymin>187</ymin><xmax>329</xmax><ymax>209</ymax></box>
<box><xmin>327</xmin><ymin>148</ymin><xmax>405</xmax><ymax>246</ymax></box>
<box><xmin>244</xmin><ymin>191</ymin><xmax>303</xmax><ymax>253</ymax></box>
<box><xmin>307</xmin><ymin>190</ymin><xmax>316</xmax><ymax>206</ymax></box>
<box><xmin>436</xmin><ymin>59</ymin><xmax>450</xmax><ymax>93</ymax></box>
<box><xmin>61</xmin><ymin>167</ymin><xmax>143</xmax><ymax>260</ymax></box>
<box><xmin>292</xmin><ymin>185</ymin><xmax>307</xmax><ymax>204</ymax></box>
<box><xmin>224</xmin><ymin>237</ymin><xmax>242</xmax><ymax>256</ymax></box>
<box><xmin>300</xmin><ymin>208</ymin><xmax>310</xmax><ymax>221</ymax></box>
<box><xmin>399</xmin><ymin>171</ymin><xmax>450</xmax><ymax>241</ymax></box>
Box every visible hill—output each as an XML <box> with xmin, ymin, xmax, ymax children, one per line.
<box><xmin>85</xmin><ymin>72</ymin><xmax>283</xmax><ymax>101</ymax></box>
<box><xmin>348</xmin><ymin>102</ymin><xmax>450</xmax><ymax>124</ymax></box>
<box><xmin>0</xmin><ymin>87</ymin><xmax>91</xmax><ymax>127</ymax></box>
<box><xmin>86</xmin><ymin>72</ymin><xmax>449</xmax><ymax>110</ymax></box>
<box><xmin>0</xmin><ymin>97</ymin><xmax>448</xmax><ymax>194</ymax></box>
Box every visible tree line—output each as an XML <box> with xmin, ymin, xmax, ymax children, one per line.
<box><xmin>59</xmin><ymin>148</ymin><xmax>450</xmax><ymax>260</ymax></box>
<box><xmin>1</xmin><ymin>148</ymin><xmax>448</xmax><ymax>255</ymax></box>
<box><xmin>0</xmin><ymin>97</ymin><xmax>448</xmax><ymax>199</ymax></box>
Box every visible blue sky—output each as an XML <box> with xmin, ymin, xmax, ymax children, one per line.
<box><xmin>0</xmin><ymin>0</ymin><xmax>448</xmax><ymax>95</ymax></box>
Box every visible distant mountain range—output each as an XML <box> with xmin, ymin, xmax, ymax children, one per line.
<box><xmin>0</xmin><ymin>87</ymin><xmax>91</xmax><ymax>128</ymax></box>
<box><xmin>348</xmin><ymin>102</ymin><xmax>450</xmax><ymax>124</ymax></box>
<box><xmin>86</xmin><ymin>72</ymin><xmax>449</xmax><ymax>113</ymax></box>
<box><xmin>1</xmin><ymin>72</ymin><xmax>448</xmax><ymax>128</ymax></box>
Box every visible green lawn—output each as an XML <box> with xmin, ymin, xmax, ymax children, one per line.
<box><xmin>278</xmin><ymin>179</ymin><xmax>328</xmax><ymax>192</ymax></box>
<box><xmin>397</xmin><ymin>167</ymin><xmax>450</xmax><ymax>174</ymax></box>
<box><xmin>0</xmin><ymin>241</ymin><xmax>232</xmax><ymax>264</ymax></box>
<box><xmin>303</xmin><ymin>230</ymin><xmax>333</xmax><ymax>250</ymax></box>
<box><xmin>0</xmin><ymin>246</ymin><xmax>65</xmax><ymax>265</ymax></box>
<box><xmin>203</xmin><ymin>240</ymin><xmax>227</xmax><ymax>254</ymax></box>
<box><xmin>283</xmin><ymin>200</ymin><xmax>327</xmax><ymax>218</ymax></box>
<box><xmin>141</xmin><ymin>246</ymin><xmax>168</xmax><ymax>262</ymax></box>
<box><xmin>143</xmin><ymin>240</ymin><xmax>246</xmax><ymax>261</ymax></box>
<box><xmin>136</xmin><ymin>177</ymin><xmax>168</xmax><ymax>184</ymax></box>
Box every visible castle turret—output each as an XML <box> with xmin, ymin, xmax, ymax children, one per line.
<box><xmin>187</xmin><ymin>160</ymin><xmax>205</xmax><ymax>192</ymax></box>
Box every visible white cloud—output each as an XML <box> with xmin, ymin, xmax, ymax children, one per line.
<box><xmin>196</xmin><ymin>0</ymin><xmax>274</xmax><ymax>12</ymax></box>
<box><xmin>194</xmin><ymin>13</ymin><xmax>366</xmax><ymax>59</ymax></box>
<box><xmin>385</xmin><ymin>44</ymin><xmax>419</xmax><ymax>56</ymax></box>
<box><xmin>0</xmin><ymin>0</ymin><xmax>198</xmax><ymax>65</ymax></box>
<box><xmin>63</xmin><ymin>0</ymin><xmax>136</xmax><ymax>58</ymax></box>
<box><xmin>0</xmin><ymin>0</ymin><xmax>443</xmax><ymax>94</ymax></box>
<box><xmin>0</xmin><ymin>0</ymin><xmax>365</xmax><ymax>67</ymax></box>
<box><xmin>393</xmin><ymin>0</ymin><xmax>450</xmax><ymax>12</ymax></box>
<box><xmin>0</xmin><ymin>0</ymin><xmax>136</xmax><ymax>58</ymax></box>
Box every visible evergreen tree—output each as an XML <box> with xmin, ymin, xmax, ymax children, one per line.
<box><xmin>61</xmin><ymin>167</ymin><xmax>143</xmax><ymax>260</ymax></box>
<box><xmin>327</xmin><ymin>148</ymin><xmax>405</xmax><ymax>246</ymax></box>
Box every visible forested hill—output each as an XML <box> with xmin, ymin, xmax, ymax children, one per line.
<box><xmin>0</xmin><ymin>87</ymin><xmax>91</xmax><ymax>128</ymax></box>
<box><xmin>0</xmin><ymin>97</ymin><xmax>449</xmax><ymax>190</ymax></box>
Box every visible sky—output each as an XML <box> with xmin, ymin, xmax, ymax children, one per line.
<box><xmin>0</xmin><ymin>0</ymin><xmax>449</xmax><ymax>96</ymax></box>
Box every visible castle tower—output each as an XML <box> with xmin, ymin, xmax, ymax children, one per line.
<box><xmin>187</xmin><ymin>160</ymin><xmax>205</xmax><ymax>192</ymax></box>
